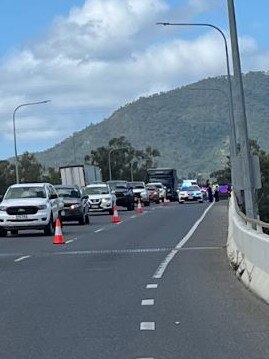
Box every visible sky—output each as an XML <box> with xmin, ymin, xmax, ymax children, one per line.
<box><xmin>0</xmin><ymin>0</ymin><xmax>269</xmax><ymax>160</ymax></box>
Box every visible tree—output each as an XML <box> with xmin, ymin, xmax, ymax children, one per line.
<box><xmin>210</xmin><ymin>156</ymin><xmax>231</xmax><ymax>184</ymax></box>
<box><xmin>84</xmin><ymin>136</ymin><xmax>160</xmax><ymax>182</ymax></box>
<box><xmin>18</xmin><ymin>152</ymin><xmax>43</xmax><ymax>183</ymax></box>
<box><xmin>0</xmin><ymin>161</ymin><xmax>15</xmax><ymax>194</ymax></box>
<box><xmin>211</xmin><ymin>140</ymin><xmax>269</xmax><ymax>223</ymax></box>
<box><xmin>42</xmin><ymin>167</ymin><xmax>61</xmax><ymax>185</ymax></box>
<box><xmin>249</xmin><ymin>140</ymin><xmax>269</xmax><ymax>223</ymax></box>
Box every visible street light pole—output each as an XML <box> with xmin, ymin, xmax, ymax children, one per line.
<box><xmin>130</xmin><ymin>160</ymin><xmax>136</xmax><ymax>182</ymax></box>
<box><xmin>12</xmin><ymin>100</ymin><xmax>51</xmax><ymax>184</ymax></box>
<box><xmin>227</xmin><ymin>0</ymin><xmax>257</xmax><ymax>218</ymax></box>
<box><xmin>108</xmin><ymin>147</ymin><xmax>129</xmax><ymax>181</ymax></box>
<box><xmin>156</xmin><ymin>22</ymin><xmax>237</xmax><ymax>161</ymax></box>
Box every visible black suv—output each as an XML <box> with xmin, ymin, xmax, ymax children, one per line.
<box><xmin>107</xmin><ymin>181</ymin><xmax>135</xmax><ymax>211</ymax></box>
<box><xmin>55</xmin><ymin>185</ymin><xmax>90</xmax><ymax>225</ymax></box>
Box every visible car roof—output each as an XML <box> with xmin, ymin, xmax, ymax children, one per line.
<box><xmin>86</xmin><ymin>183</ymin><xmax>108</xmax><ymax>187</ymax></box>
<box><xmin>107</xmin><ymin>180</ymin><xmax>127</xmax><ymax>183</ymax></box>
<box><xmin>9</xmin><ymin>183</ymin><xmax>48</xmax><ymax>188</ymax></box>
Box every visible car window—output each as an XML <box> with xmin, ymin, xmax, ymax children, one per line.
<box><xmin>56</xmin><ymin>188</ymin><xmax>81</xmax><ymax>198</ymax></box>
<box><xmin>84</xmin><ymin>186</ymin><xmax>109</xmax><ymax>195</ymax></box>
<box><xmin>5</xmin><ymin>186</ymin><xmax>46</xmax><ymax>199</ymax></box>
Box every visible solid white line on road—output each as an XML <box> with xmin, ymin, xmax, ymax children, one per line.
<box><xmin>146</xmin><ymin>284</ymin><xmax>158</xmax><ymax>289</ymax></box>
<box><xmin>180</xmin><ymin>246</ymin><xmax>224</xmax><ymax>251</ymax></box>
<box><xmin>94</xmin><ymin>228</ymin><xmax>104</xmax><ymax>233</ymax></box>
<box><xmin>56</xmin><ymin>248</ymin><xmax>170</xmax><ymax>256</ymax></box>
<box><xmin>14</xmin><ymin>255</ymin><xmax>31</xmax><ymax>263</ymax></box>
<box><xmin>66</xmin><ymin>239</ymin><xmax>74</xmax><ymax>244</ymax></box>
<box><xmin>141</xmin><ymin>299</ymin><xmax>154</xmax><ymax>306</ymax></box>
<box><xmin>130</xmin><ymin>215</ymin><xmax>137</xmax><ymax>219</ymax></box>
<box><xmin>153</xmin><ymin>202</ymin><xmax>215</xmax><ymax>279</ymax></box>
<box><xmin>140</xmin><ymin>322</ymin><xmax>155</xmax><ymax>331</ymax></box>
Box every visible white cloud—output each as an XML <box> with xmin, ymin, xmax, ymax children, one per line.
<box><xmin>0</xmin><ymin>0</ymin><xmax>268</xmax><ymax>159</ymax></box>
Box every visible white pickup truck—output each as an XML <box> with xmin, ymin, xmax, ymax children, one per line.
<box><xmin>0</xmin><ymin>183</ymin><xmax>62</xmax><ymax>236</ymax></box>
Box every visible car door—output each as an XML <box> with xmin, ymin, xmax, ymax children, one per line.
<box><xmin>48</xmin><ymin>185</ymin><xmax>60</xmax><ymax>222</ymax></box>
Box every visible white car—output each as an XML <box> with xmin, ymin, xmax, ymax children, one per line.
<box><xmin>0</xmin><ymin>183</ymin><xmax>62</xmax><ymax>236</ymax></box>
<box><xmin>84</xmin><ymin>183</ymin><xmax>116</xmax><ymax>215</ymax></box>
<box><xmin>178</xmin><ymin>185</ymin><xmax>204</xmax><ymax>203</ymax></box>
<box><xmin>130</xmin><ymin>182</ymin><xmax>150</xmax><ymax>206</ymax></box>
<box><xmin>147</xmin><ymin>182</ymin><xmax>166</xmax><ymax>202</ymax></box>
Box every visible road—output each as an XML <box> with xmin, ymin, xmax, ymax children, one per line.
<box><xmin>0</xmin><ymin>201</ymin><xmax>269</xmax><ymax>358</ymax></box>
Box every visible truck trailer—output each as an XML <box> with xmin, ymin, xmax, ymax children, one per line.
<box><xmin>60</xmin><ymin>165</ymin><xmax>102</xmax><ymax>187</ymax></box>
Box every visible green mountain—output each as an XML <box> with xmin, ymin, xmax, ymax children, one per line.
<box><xmin>35</xmin><ymin>71</ymin><xmax>269</xmax><ymax>177</ymax></box>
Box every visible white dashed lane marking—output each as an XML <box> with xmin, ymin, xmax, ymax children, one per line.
<box><xmin>140</xmin><ymin>322</ymin><xmax>155</xmax><ymax>331</ymax></box>
<box><xmin>66</xmin><ymin>239</ymin><xmax>74</xmax><ymax>244</ymax></box>
<box><xmin>146</xmin><ymin>284</ymin><xmax>158</xmax><ymax>289</ymax></box>
<box><xmin>14</xmin><ymin>255</ymin><xmax>31</xmax><ymax>263</ymax></box>
<box><xmin>94</xmin><ymin>228</ymin><xmax>104</xmax><ymax>233</ymax></box>
<box><xmin>141</xmin><ymin>299</ymin><xmax>154</xmax><ymax>306</ymax></box>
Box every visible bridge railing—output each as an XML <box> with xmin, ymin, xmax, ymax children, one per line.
<box><xmin>233</xmin><ymin>194</ymin><xmax>269</xmax><ymax>233</ymax></box>
<box><xmin>227</xmin><ymin>192</ymin><xmax>269</xmax><ymax>304</ymax></box>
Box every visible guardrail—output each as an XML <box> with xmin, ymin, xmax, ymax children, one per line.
<box><xmin>233</xmin><ymin>193</ymin><xmax>269</xmax><ymax>233</ymax></box>
<box><xmin>227</xmin><ymin>193</ymin><xmax>269</xmax><ymax>304</ymax></box>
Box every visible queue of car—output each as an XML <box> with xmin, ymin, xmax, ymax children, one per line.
<box><xmin>0</xmin><ymin>177</ymin><xmax>208</xmax><ymax>237</ymax></box>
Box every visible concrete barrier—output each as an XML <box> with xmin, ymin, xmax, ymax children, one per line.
<box><xmin>227</xmin><ymin>194</ymin><xmax>269</xmax><ymax>303</ymax></box>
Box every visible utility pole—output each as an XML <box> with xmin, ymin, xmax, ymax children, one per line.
<box><xmin>227</xmin><ymin>0</ymin><xmax>257</xmax><ymax>218</ymax></box>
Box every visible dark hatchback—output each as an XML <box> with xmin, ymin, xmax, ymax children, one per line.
<box><xmin>107</xmin><ymin>181</ymin><xmax>135</xmax><ymax>211</ymax></box>
<box><xmin>55</xmin><ymin>185</ymin><xmax>90</xmax><ymax>225</ymax></box>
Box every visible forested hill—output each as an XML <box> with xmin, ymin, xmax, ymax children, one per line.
<box><xmin>35</xmin><ymin>71</ymin><xmax>269</xmax><ymax>177</ymax></box>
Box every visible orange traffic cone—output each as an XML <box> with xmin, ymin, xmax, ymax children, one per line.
<box><xmin>53</xmin><ymin>217</ymin><xmax>65</xmax><ymax>244</ymax></box>
<box><xmin>136</xmin><ymin>198</ymin><xmax>143</xmax><ymax>214</ymax></box>
<box><xmin>112</xmin><ymin>205</ymin><xmax>121</xmax><ymax>224</ymax></box>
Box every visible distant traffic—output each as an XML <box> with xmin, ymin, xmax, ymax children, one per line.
<box><xmin>0</xmin><ymin>165</ymin><xmax>226</xmax><ymax>237</ymax></box>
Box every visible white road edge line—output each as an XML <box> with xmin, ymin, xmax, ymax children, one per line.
<box><xmin>136</xmin><ymin>358</ymin><xmax>154</xmax><ymax>359</ymax></box>
<box><xmin>146</xmin><ymin>284</ymin><xmax>158</xmax><ymax>289</ymax></box>
<box><xmin>153</xmin><ymin>202</ymin><xmax>214</xmax><ymax>279</ymax></box>
<box><xmin>94</xmin><ymin>228</ymin><xmax>104</xmax><ymax>233</ymax></box>
<box><xmin>14</xmin><ymin>255</ymin><xmax>31</xmax><ymax>263</ymax></box>
<box><xmin>141</xmin><ymin>299</ymin><xmax>154</xmax><ymax>306</ymax></box>
<box><xmin>140</xmin><ymin>322</ymin><xmax>155</xmax><ymax>331</ymax></box>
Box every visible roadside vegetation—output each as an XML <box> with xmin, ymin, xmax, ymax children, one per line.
<box><xmin>84</xmin><ymin>136</ymin><xmax>160</xmax><ymax>182</ymax></box>
<box><xmin>0</xmin><ymin>152</ymin><xmax>61</xmax><ymax>194</ymax></box>
<box><xmin>211</xmin><ymin>139</ymin><xmax>269</xmax><ymax>223</ymax></box>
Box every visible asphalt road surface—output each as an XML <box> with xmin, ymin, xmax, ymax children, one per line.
<box><xmin>0</xmin><ymin>201</ymin><xmax>269</xmax><ymax>358</ymax></box>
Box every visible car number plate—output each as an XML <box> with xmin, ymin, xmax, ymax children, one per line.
<box><xmin>91</xmin><ymin>205</ymin><xmax>99</xmax><ymax>209</ymax></box>
<box><xmin>16</xmin><ymin>214</ymin><xmax>28</xmax><ymax>220</ymax></box>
